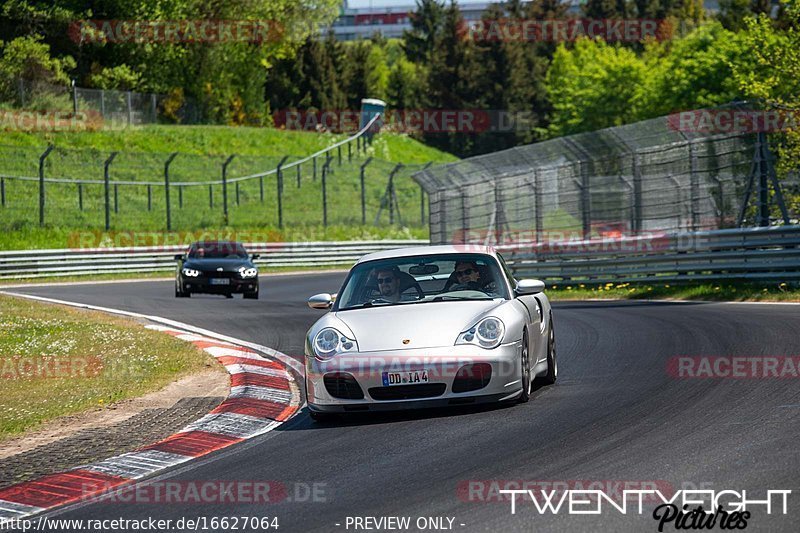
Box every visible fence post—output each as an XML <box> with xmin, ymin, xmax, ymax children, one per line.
<box><xmin>259</xmin><ymin>176</ymin><xmax>264</xmax><ymax>203</ymax></box>
<box><xmin>222</xmin><ymin>155</ymin><xmax>235</xmax><ymax>226</ymax></box>
<box><xmin>126</xmin><ymin>91</ymin><xmax>133</xmax><ymax>126</ymax></box>
<box><xmin>360</xmin><ymin>157</ymin><xmax>372</xmax><ymax>225</ymax></box>
<box><xmin>100</xmin><ymin>90</ymin><xmax>105</xmax><ymax>117</ymax></box>
<box><xmin>277</xmin><ymin>156</ymin><xmax>289</xmax><ymax>229</ymax></box>
<box><xmin>322</xmin><ymin>156</ymin><xmax>332</xmax><ymax>227</ymax></box>
<box><xmin>71</xmin><ymin>80</ymin><xmax>78</xmax><ymax>114</ymax></box>
<box><xmin>235</xmin><ymin>182</ymin><xmax>240</xmax><ymax>206</ymax></box>
<box><xmin>1</xmin><ymin>177</ymin><xmax>5</xmax><ymax>207</ymax></box>
<box><xmin>313</xmin><ymin>156</ymin><xmax>317</xmax><ymax>181</ymax></box>
<box><xmin>533</xmin><ymin>170</ymin><xmax>542</xmax><ymax>243</ymax></box>
<box><xmin>103</xmin><ymin>151</ymin><xmax>118</xmax><ymax>230</ymax></box>
<box><xmin>296</xmin><ymin>163</ymin><xmax>301</xmax><ymax>188</ymax></box>
<box><xmin>178</xmin><ymin>185</ymin><xmax>183</xmax><ymax>208</ymax></box>
<box><xmin>632</xmin><ymin>153</ymin><xmax>643</xmax><ymax>233</ymax></box>
<box><xmin>579</xmin><ymin>161</ymin><xmax>590</xmax><ymax>240</ymax></box>
<box><xmin>151</xmin><ymin>94</ymin><xmax>157</xmax><ymax>123</ymax></box>
<box><xmin>348</xmin><ymin>141</ymin><xmax>352</xmax><ymax>162</ymax></box>
<box><xmin>114</xmin><ymin>184</ymin><xmax>119</xmax><ymax>213</ymax></box>
<box><xmin>337</xmin><ymin>145</ymin><xmax>342</xmax><ymax>166</ymax></box>
<box><xmin>689</xmin><ymin>141</ymin><xmax>699</xmax><ymax>231</ymax></box>
<box><xmin>38</xmin><ymin>145</ymin><xmax>54</xmax><ymax>227</ymax></box>
<box><xmin>76</xmin><ymin>183</ymin><xmax>82</xmax><ymax>210</ymax></box>
<box><xmin>420</xmin><ymin>162</ymin><xmax>433</xmax><ymax>225</ymax></box>
<box><xmin>147</xmin><ymin>184</ymin><xmax>152</xmax><ymax>211</ymax></box>
<box><xmin>209</xmin><ymin>185</ymin><xmax>213</xmax><ymax>208</ymax></box>
<box><xmin>164</xmin><ymin>152</ymin><xmax>178</xmax><ymax>230</ymax></box>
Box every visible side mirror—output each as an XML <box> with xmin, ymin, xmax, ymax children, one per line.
<box><xmin>251</xmin><ymin>254</ymin><xmax>261</xmax><ymax>260</ymax></box>
<box><xmin>174</xmin><ymin>254</ymin><xmax>184</xmax><ymax>261</ymax></box>
<box><xmin>515</xmin><ymin>279</ymin><xmax>545</xmax><ymax>296</ymax></box>
<box><xmin>308</xmin><ymin>293</ymin><xmax>333</xmax><ymax>310</ymax></box>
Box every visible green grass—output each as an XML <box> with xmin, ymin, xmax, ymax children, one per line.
<box><xmin>0</xmin><ymin>126</ymin><xmax>457</xmax><ymax>250</ymax></box>
<box><xmin>0</xmin><ymin>125</ymin><xmax>458</xmax><ymax>163</ymax></box>
<box><xmin>0</xmin><ymin>293</ymin><xmax>221</xmax><ymax>440</ymax></box>
<box><xmin>545</xmin><ymin>281</ymin><xmax>800</xmax><ymax>302</ymax></box>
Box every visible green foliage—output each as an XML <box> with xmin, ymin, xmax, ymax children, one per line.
<box><xmin>545</xmin><ymin>39</ymin><xmax>646</xmax><ymax>137</ymax></box>
<box><xmin>0</xmin><ymin>35</ymin><xmax>75</xmax><ymax>102</ymax></box>
<box><xmin>87</xmin><ymin>64</ymin><xmax>143</xmax><ymax>91</ymax></box>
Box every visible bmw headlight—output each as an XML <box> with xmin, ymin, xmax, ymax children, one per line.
<box><xmin>456</xmin><ymin>317</ymin><xmax>505</xmax><ymax>349</ymax></box>
<box><xmin>239</xmin><ymin>267</ymin><xmax>258</xmax><ymax>278</ymax></box>
<box><xmin>182</xmin><ymin>268</ymin><xmax>200</xmax><ymax>277</ymax></box>
<box><xmin>313</xmin><ymin>327</ymin><xmax>358</xmax><ymax>360</ymax></box>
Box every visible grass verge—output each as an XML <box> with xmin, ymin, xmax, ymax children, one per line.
<box><xmin>0</xmin><ymin>294</ymin><xmax>220</xmax><ymax>441</ymax></box>
<box><xmin>545</xmin><ymin>281</ymin><xmax>800</xmax><ymax>302</ymax></box>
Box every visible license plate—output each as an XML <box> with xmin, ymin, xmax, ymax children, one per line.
<box><xmin>382</xmin><ymin>370</ymin><xmax>429</xmax><ymax>386</ymax></box>
<box><xmin>210</xmin><ymin>278</ymin><xmax>230</xmax><ymax>285</ymax></box>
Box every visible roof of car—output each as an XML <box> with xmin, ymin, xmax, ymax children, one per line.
<box><xmin>356</xmin><ymin>244</ymin><xmax>496</xmax><ymax>264</ymax></box>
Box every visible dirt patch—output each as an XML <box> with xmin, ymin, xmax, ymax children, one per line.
<box><xmin>0</xmin><ymin>369</ymin><xmax>228</xmax><ymax>473</ymax></box>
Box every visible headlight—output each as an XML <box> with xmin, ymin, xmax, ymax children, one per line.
<box><xmin>239</xmin><ymin>267</ymin><xmax>258</xmax><ymax>278</ymax></box>
<box><xmin>456</xmin><ymin>317</ymin><xmax>505</xmax><ymax>349</ymax></box>
<box><xmin>182</xmin><ymin>268</ymin><xmax>200</xmax><ymax>277</ymax></box>
<box><xmin>313</xmin><ymin>327</ymin><xmax>358</xmax><ymax>360</ymax></box>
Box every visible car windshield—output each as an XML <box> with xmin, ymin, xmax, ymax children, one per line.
<box><xmin>335</xmin><ymin>253</ymin><xmax>509</xmax><ymax>310</ymax></box>
<box><xmin>188</xmin><ymin>242</ymin><xmax>248</xmax><ymax>259</ymax></box>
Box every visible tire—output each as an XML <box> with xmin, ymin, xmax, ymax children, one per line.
<box><xmin>518</xmin><ymin>329</ymin><xmax>531</xmax><ymax>403</ymax></box>
<box><xmin>175</xmin><ymin>284</ymin><xmax>190</xmax><ymax>298</ymax></box>
<box><xmin>535</xmin><ymin>315</ymin><xmax>558</xmax><ymax>386</ymax></box>
<box><xmin>243</xmin><ymin>291</ymin><xmax>259</xmax><ymax>300</ymax></box>
<box><xmin>225</xmin><ymin>293</ymin><xmax>234</xmax><ymax>299</ymax></box>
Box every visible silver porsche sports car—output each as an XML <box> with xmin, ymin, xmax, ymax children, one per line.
<box><xmin>304</xmin><ymin>245</ymin><xmax>557</xmax><ymax>420</ymax></box>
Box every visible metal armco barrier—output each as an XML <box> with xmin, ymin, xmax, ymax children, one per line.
<box><xmin>497</xmin><ymin>226</ymin><xmax>800</xmax><ymax>284</ymax></box>
<box><xmin>0</xmin><ymin>240</ymin><xmax>429</xmax><ymax>280</ymax></box>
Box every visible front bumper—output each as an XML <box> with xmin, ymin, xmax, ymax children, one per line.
<box><xmin>305</xmin><ymin>342</ymin><xmax>523</xmax><ymax>412</ymax></box>
<box><xmin>181</xmin><ymin>275</ymin><xmax>258</xmax><ymax>294</ymax></box>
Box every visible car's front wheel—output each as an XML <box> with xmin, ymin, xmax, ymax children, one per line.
<box><xmin>518</xmin><ymin>329</ymin><xmax>531</xmax><ymax>403</ymax></box>
<box><xmin>175</xmin><ymin>283</ymin><xmax>190</xmax><ymax>298</ymax></box>
<box><xmin>535</xmin><ymin>315</ymin><xmax>557</xmax><ymax>385</ymax></box>
<box><xmin>243</xmin><ymin>290</ymin><xmax>259</xmax><ymax>300</ymax></box>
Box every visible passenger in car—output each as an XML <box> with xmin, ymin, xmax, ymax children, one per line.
<box><xmin>452</xmin><ymin>261</ymin><xmax>498</xmax><ymax>294</ymax></box>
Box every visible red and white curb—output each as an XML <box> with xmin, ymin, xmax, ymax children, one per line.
<box><xmin>0</xmin><ymin>297</ymin><xmax>302</xmax><ymax>524</ymax></box>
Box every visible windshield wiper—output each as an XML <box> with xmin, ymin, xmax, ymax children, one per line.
<box><xmin>431</xmin><ymin>295</ymin><xmax>493</xmax><ymax>302</ymax></box>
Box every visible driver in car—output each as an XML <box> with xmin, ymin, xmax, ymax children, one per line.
<box><xmin>452</xmin><ymin>261</ymin><xmax>498</xmax><ymax>294</ymax></box>
<box><xmin>374</xmin><ymin>267</ymin><xmax>402</xmax><ymax>302</ymax></box>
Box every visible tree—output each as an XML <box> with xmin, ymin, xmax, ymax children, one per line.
<box><xmin>0</xmin><ymin>35</ymin><xmax>75</xmax><ymax>105</ymax></box>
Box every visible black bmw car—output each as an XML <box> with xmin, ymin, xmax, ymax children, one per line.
<box><xmin>174</xmin><ymin>241</ymin><xmax>260</xmax><ymax>299</ymax></box>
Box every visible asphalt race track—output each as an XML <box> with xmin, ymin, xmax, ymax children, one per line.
<box><xmin>5</xmin><ymin>274</ymin><xmax>800</xmax><ymax>532</ymax></box>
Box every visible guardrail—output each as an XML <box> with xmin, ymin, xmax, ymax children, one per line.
<box><xmin>3</xmin><ymin>226</ymin><xmax>798</xmax><ymax>283</ymax></box>
<box><xmin>498</xmin><ymin>225</ymin><xmax>800</xmax><ymax>284</ymax></box>
<box><xmin>0</xmin><ymin>240</ymin><xmax>428</xmax><ymax>280</ymax></box>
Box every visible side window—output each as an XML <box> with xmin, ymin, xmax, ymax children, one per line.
<box><xmin>496</xmin><ymin>254</ymin><xmax>516</xmax><ymax>288</ymax></box>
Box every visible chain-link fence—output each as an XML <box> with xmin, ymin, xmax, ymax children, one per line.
<box><xmin>6</xmin><ymin>79</ymin><xmax>201</xmax><ymax>125</ymax></box>
<box><xmin>0</xmin><ymin>140</ymin><xmax>432</xmax><ymax>238</ymax></box>
<box><xmin>414</xmin><ymin>102</ymin><xmax>799</xmax><ymax>246</ymax></box>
